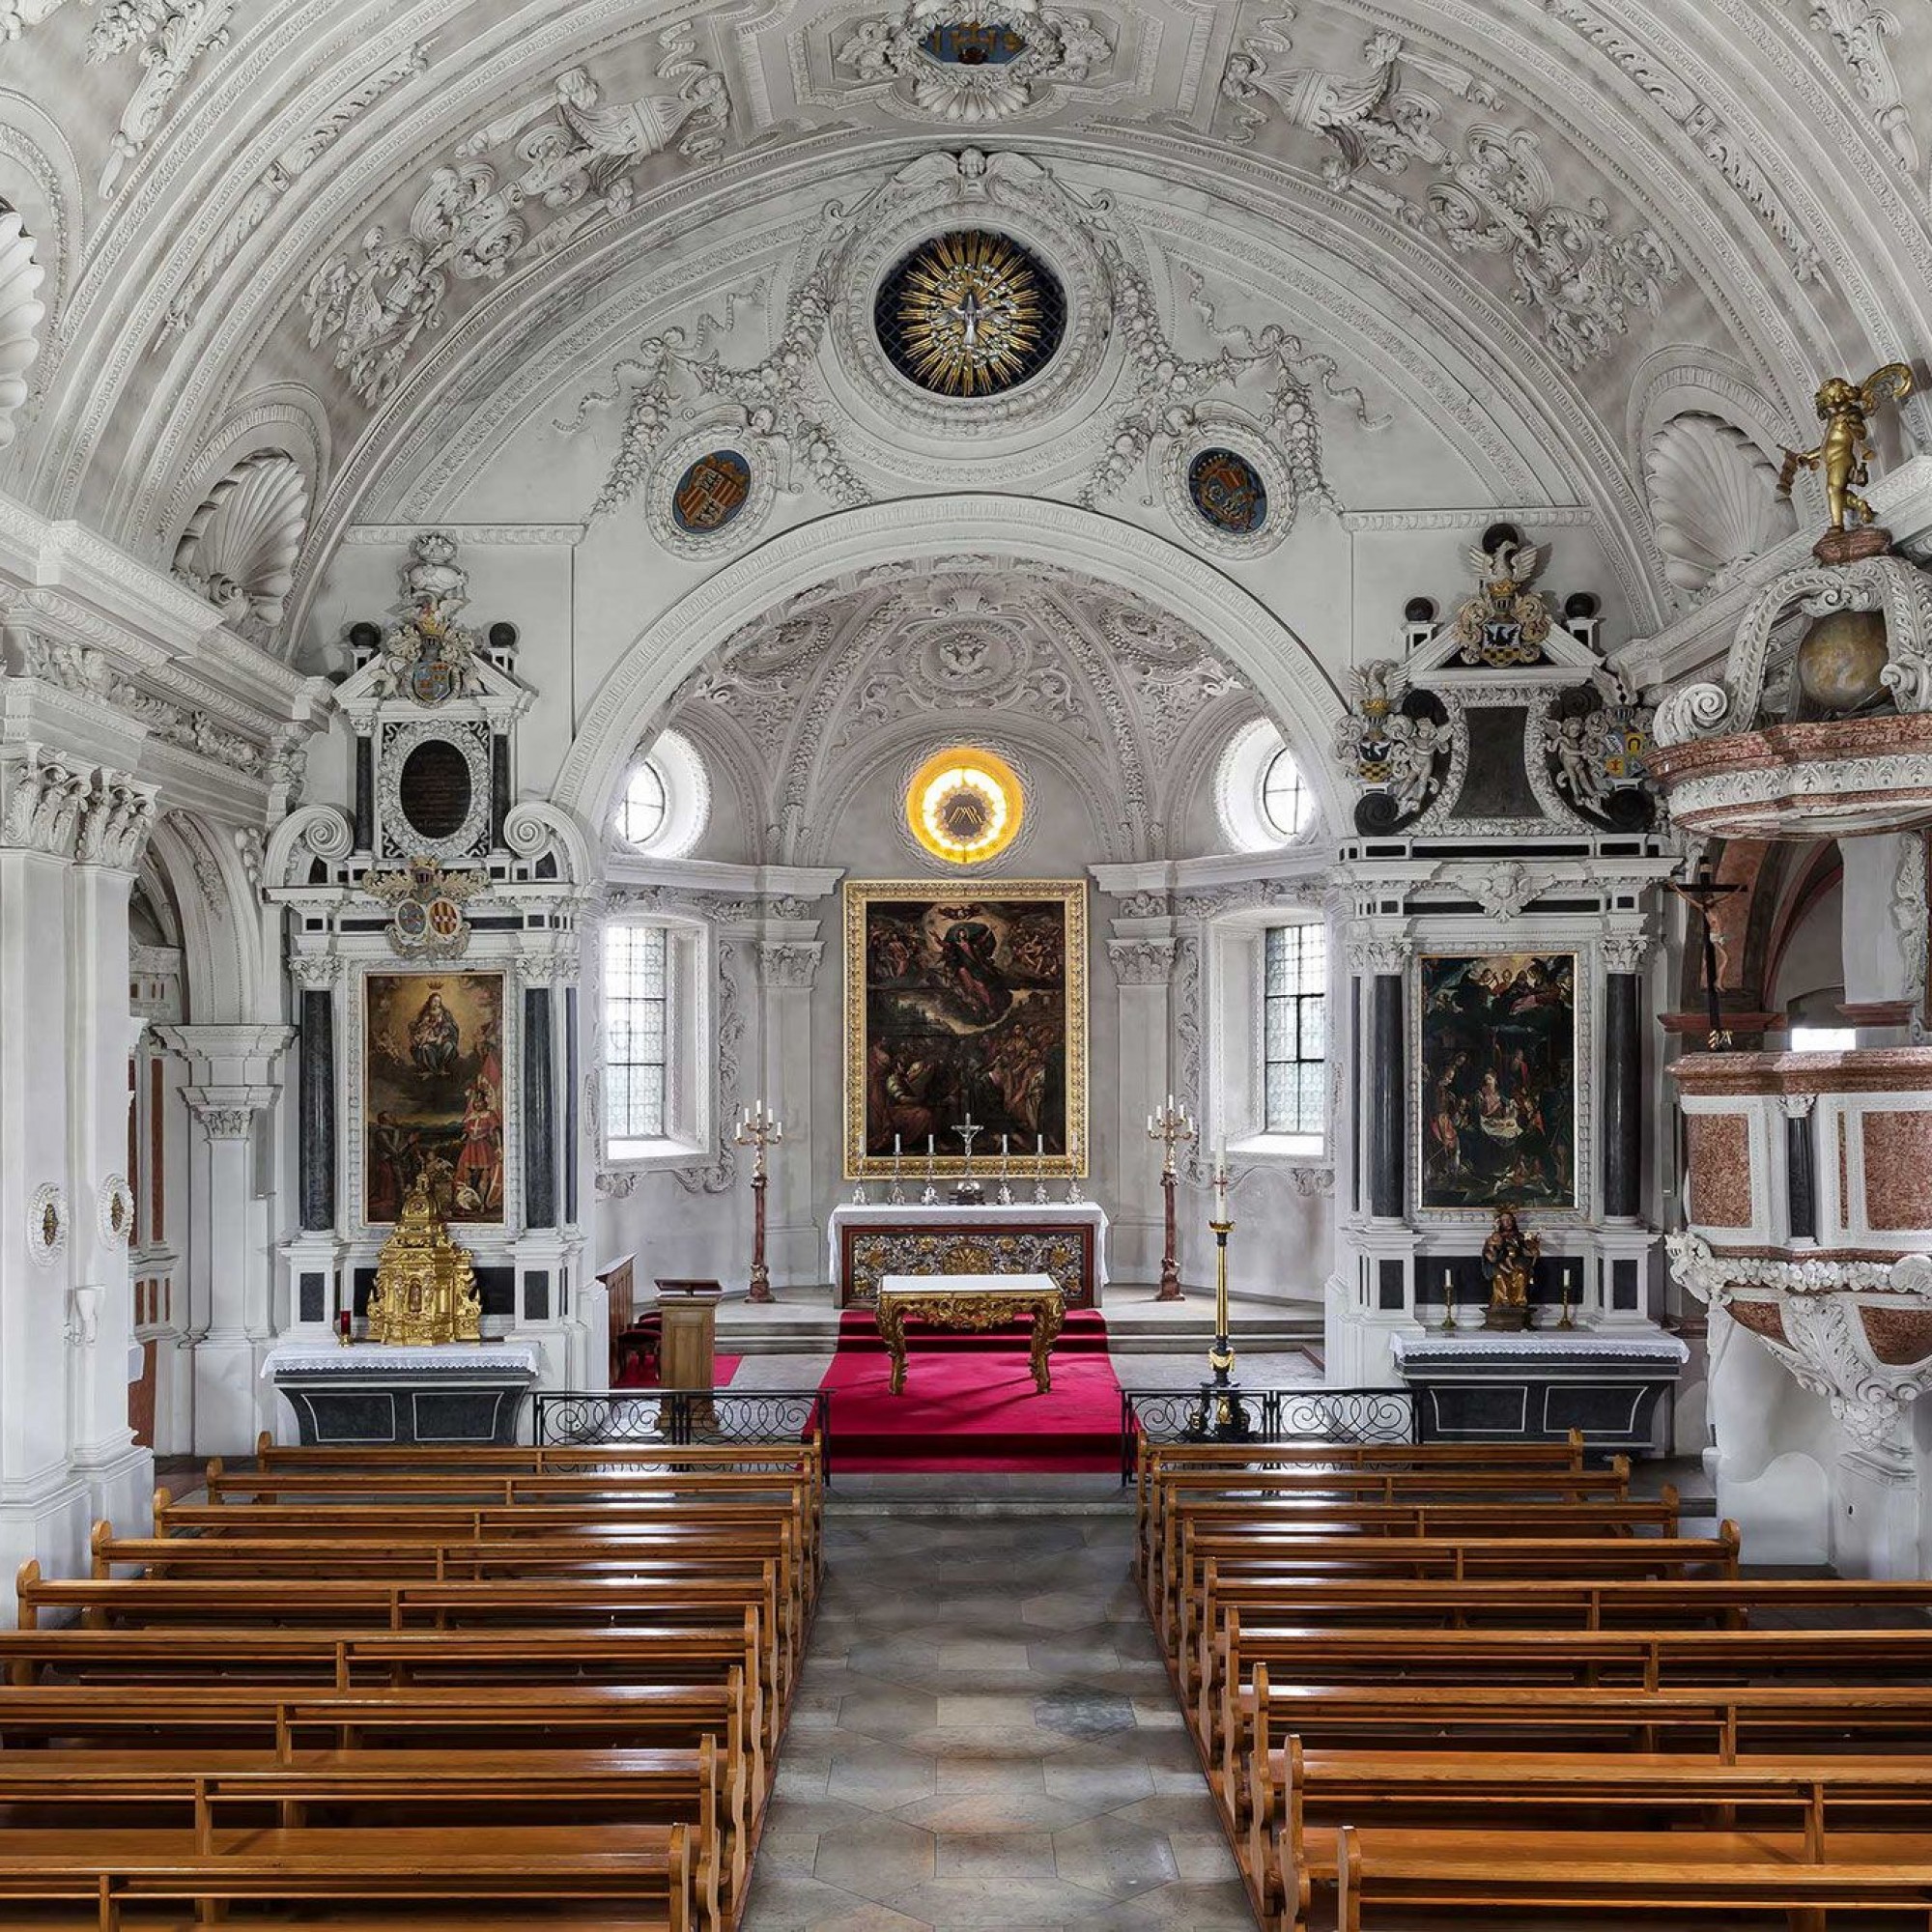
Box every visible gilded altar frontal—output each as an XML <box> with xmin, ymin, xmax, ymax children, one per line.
<box><xmin>844</xmin><ymin>881</ymin><xmax>1088</xmax><ymax>1179</ymax></box>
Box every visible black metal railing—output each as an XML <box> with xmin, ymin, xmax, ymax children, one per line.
<box><xmin>1118</xmin><ymin>1385</ymin><xmax>1418</xmax><ymax>1484</ymax></box>
<box><xmin>532</xmin><ymin>1388</ymin><xmax>833</xmax><ymax>1474</ymax></box>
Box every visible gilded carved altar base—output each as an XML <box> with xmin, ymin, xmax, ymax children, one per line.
<box><xmin>874</xmin><ymin>1275</ymin><xmax>1065</xmax><ymax>1396</ymax></box>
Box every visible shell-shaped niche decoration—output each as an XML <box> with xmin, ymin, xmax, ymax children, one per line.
<box><xmin>172</xmin><ymin>450</ymin><xmax>311</xmax><ymax>644</ymax></box>
<box><xmin>0</xmin><ymin>208</ymin><xmax>47</xmax><ymax>449</ymax></box>
<box><xmin>1645</xmin><ymin>412</ymin><xmax>1795</xmax><ymax>602</ymax></box>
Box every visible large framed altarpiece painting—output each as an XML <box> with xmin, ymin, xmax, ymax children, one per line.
<box><xmin>363</xmin><ymin>971</ymin><xmax>507</xmax><ymax>1226</ymax></box>
<box><xmin>1418</xmin><ymin>952</ymin><xmax>1577</xmax><ymax>1213</ymax></box>
<box><xmin>844</xmin><ymin>881</ymin><xmax>1088</xmax><ymax>1179</ymax></box>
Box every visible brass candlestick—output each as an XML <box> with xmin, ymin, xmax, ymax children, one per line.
<box><xmin>1148</xmin><ymin>1099</ymin><xmax>1197</xmax><ymax>1302</ymax></box>
<box><xmin>734</xmin><ymin>1101</ymin><xmax>782</xmax><ymax>1305</ymax></box>
<box><xmin>1186</xmin><ymin>1158</ymin><xmax>1249</xmax><ymax>1440</ymax></box>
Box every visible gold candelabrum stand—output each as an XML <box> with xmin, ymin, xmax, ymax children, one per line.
<box><xmin>1186</xmin><ymin>1160</ymin><xmax>1251</xmax><ymax>1440</ymax></box>
<box><xmin>735</xmin><ymin>1100</ymin><xmax>782</xmax><ymax>1306</ymax></box>
<box><xmin>365</xmin><ymin>1185</ymin><xmax>481</xmax><ymax>1346</ymax></box>
<box><xmin>1148</xmin><ymin>1097</ymin><xmax>1196</xmax><ymax>1303</ymax></box>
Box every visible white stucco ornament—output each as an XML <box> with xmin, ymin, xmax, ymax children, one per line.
<box><xmin>97</xmin><ymin>1174</ymin><xmax>135</xmax><ymax>1248</ymax></box>
<box><xmin>27</xmin><ymin>1182</ymin><xmax>66</xmax><ymax>1267</ymax></box>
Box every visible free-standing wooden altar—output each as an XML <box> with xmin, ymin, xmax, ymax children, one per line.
<box><xmin>828</xmin><ymin>1203</ymin><xmax>1107</xmax><ymax>1309</ymax></box>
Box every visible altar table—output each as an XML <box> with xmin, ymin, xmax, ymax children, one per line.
<box><xmin>262</xmin><ymin>1341</ymin><xmax>541</xmax><ymax>1446</ymax></box>
<box><xmin>829</xmin><ymin>1202</ymin><xmax>1107</xmax><ymax>1309</ymax></box>
<box><xmin>875</xmin><ymin>1273</ymin><xmax>1065</xmax><ymax>1397</ymax></box>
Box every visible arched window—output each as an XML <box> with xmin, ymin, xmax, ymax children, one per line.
<box><xmin>617</xmin><ymin>760</ymin><xmax>668</xmax><ymax>849</ymax></box>
<box><xmin>1216</xmin><ymin>717</ymin><xmax>1319</xmax><ymax>853</ymax></box>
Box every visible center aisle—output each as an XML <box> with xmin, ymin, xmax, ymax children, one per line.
<box><xmin>741</xmin><ymin>1509</ymin><xmax>1256</xmax><ymax>1930</ymax></box>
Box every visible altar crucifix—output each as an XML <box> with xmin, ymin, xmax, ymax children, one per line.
<box><xmin>952</xmin><ymin>1111</ymin><xmax>985</xmax><ymax>1206</ymax></box>
<box><xmin>1666</xmin><ymin>865</ymin><xmax>1746</xmax><ymax>1050</ymax></box>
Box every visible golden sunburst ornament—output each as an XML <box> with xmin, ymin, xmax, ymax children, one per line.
<box><xmin>879</xmin><ymin>231</ymin><xmax>1064</xmax><ymax>398</ymax></box>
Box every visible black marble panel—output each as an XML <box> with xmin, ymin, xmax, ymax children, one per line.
<box><xmin>278</xmin><ymin>1381</ymin><xmax>530</xmax><ymax>1446</ymax></box>
<box><xmin>298</xmin><ymin>990</ymin><xmax>334</xmax><ymax>1232</ymax></box>
<box><xmin>1377</xmin><ymin>1257</ymin><xmax>1405</xmax><ymax>1312</ymax></box>
<box><xmin>1603</xmin><ymin>973</ymin><xmax>1642</xmax><ymax>1218</ymax></box>
<box><xmin>1447</xmin><ymin>705</ymin><xmax>1542</xmax><ymax>819</ymax></box>
<box><xmin>524</xmin><ymin>988</ymin><xmax>555</xmax><ymax>1230</ymax></box>
<box><xmin>525</xmin><ymin>1269</ymin><xmax>550</xmax><ymax>1322</ymax></box>
<box><xmin>564</xmin><ymin>985</ymin><xmax>580</xmax><ymax>1224</ymax></box>
<box><xmin>1367</xmin><ymin>973</ymin><xmax>1405</xmax><ymax>1218</ymax></box>
<box><xmin>1787</xmin><ymin>1109</ymin><xmax>1818</xmax><ymax>1241</ymax></box>
<box><xmin>298</xmin><ymin>1272</ymin><xmax>327</xmax><ymax>1324</ymax></box>
<box><xmin>491</xmin><ymin>735</ymin><xmax>510</xmax><ymax>849</ymax></box>
<box><xmin>353</xmin><ymin>737</ymin><xmax>374</xmax><ymax>851</ymax></box>
<box><xmin>1613</xmin><ymin>1257</ymin><xmax>1640</xmax><ymax>1313</ymax></box>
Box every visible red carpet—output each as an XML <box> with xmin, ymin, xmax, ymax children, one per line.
<box><xmin>615</xmin><ymin>1353</ymin><xmax>743</xmax><ymax>1390</ymax></box>
<box><xmin>818</xmin><ymin>1309</ymin><xmax>1120</xmax><ymax>1472</ymax></box>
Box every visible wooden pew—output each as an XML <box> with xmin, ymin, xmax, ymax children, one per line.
<box><xmin>1332</xmin><ymin>1821</ymin><xmax>1932</xmax><ymax>1932</ymax></box>
<box><xmin>0</xmin><ymin>1743</ymin><xmax>735</xmax><ymax>1931</ymax></box>
<box><xmin>1210</xmin><ymin>1623</ymin><xmax>1932</xmax><ymax>1806</ymax></box>
<box><xmin>1178</xmin><ymin>1530</ymin><xmax>1743</xmax><ymax>1701</ymax></box>
<box><xmin>0</xmin><ymin>1819</ymin><xmax>697</xmax><ymax>1932</ymax></box>
<box><xmin>95</xmin><ymin>1523</ymin><xmax>809</xmax><ymax>1659</ymax></box>
<box><xmin>16</xmin><ymin>1564</ymin><xmax>787</xmax><ymax>1747</ymax></box>
<box><xmin>1136</xmin><ymin>1451</ymin><xmax>1634</xmax><ymax>1577</ymax></box>
<box><xmin>1154</xmin><ymin>1501</ymin><xmax>1691</xmax><ymax>1645</ymax></box>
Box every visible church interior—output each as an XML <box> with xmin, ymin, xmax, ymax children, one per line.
<box><xmin>8</xmin><ymin>0</ymin><xmax>1932</xmax><ymax>1925</ymax></box>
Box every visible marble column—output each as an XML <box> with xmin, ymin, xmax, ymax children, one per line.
<box><xmin>1602</xmin><ymin>968</ymin><xmax>1643</xmax><ymax>1221</ymax></box>
<box><xmin>282</xmin><ymin>954</ymin><xmax>343</xmax><ymax>1333</ymax></box>
<box><xmin>510</xmin><ymin>950</ymin><xmax>581</xmax><ymax>1380</ymax></box>
<box><xmin>1783</xmin><ymin>1094</ymin><xmax>1818</xmax><ymax>1243</ymax></box>
<box><xmin>1108</xmin><ymin>937</ymin><xmax>1179</xmax><ymax>1287</ymax></box>
<box><xmin>758</xmin><ymin>941</ymin><xmax>823</xmax><ymax>1288</ymax></box>
<box><xmin>524</xmin><ymin>986</ymin><xmax>556</xmax><ymax>1232</ymax></box>
<box><xmin>155</xmin><ymin>1026</ymin><xmax>294</xmax><ymax>1453</ymax></box>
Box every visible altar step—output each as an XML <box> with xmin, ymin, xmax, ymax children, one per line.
<box><xmin>715</xmin><ymin>1287</ymin><xmax>1321</xmax><ymax>1357</ymax></box>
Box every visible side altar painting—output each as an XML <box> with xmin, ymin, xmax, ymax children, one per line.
<box><xmin>1419</xmin><ymin>952</ymin><xmax>1577</xmax><ymax>1212</ymax></box>
<box><xmin>845</xmin><ymin>881</ymin><xmax>1088</xmax><ymax>1179</ymax></box>
<box><xmin>363</xmin><ymin>971</ymin><xmax>506</xmax><ymax>1225</ymax></box>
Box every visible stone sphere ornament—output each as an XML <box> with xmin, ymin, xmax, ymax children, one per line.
<box><xmin>1796</xmin><ymin>607</ymin><xmax>1889</xmax><ymax>713</ymax></box>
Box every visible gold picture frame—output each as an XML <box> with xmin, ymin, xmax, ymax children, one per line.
<box><xmin>844</xmin><ymin>879</ymin><xmax>1089</xmax><ymax>1180</ymax></box>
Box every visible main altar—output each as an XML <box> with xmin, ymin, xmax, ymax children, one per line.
<box><xmin>828</xmin><ymin>1203</ymin><xmax>1108</xmax><ymax>1308</ymax></box>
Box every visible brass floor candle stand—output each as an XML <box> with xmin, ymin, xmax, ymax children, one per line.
<box><xmin>734</xmin><ymin>1101</ymin><xmax>782</xmax><ymax>1305</ymax></box>
<box><xmin>1148</xmin><ymin>1098</ymin><xmax>1196</xmax><ymax>1302</ymax></box>
<box><xmin>1186</xmin><ymin>1178</ymin><xmax>1250</xmax><ymax>1439</ymax></box>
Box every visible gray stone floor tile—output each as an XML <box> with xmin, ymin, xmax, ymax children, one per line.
<box><xmin>931</xmin><ymin>1831</ymin><xmax>1060</xmax><ymax>1879</ymax></box>
<box><xmin>884</xmin><ymin>1874</ymin><xmax>1116</xmax><ymax>1924</ymax></box>
<box><xmin>812</xmin><ymin>1815</ymin><xmax>938</xmax><ymax>1903</ymax></box>
<box><xmin>1051</xmin><ymin>1813</ymin><xmax>1183</xmax><ymax>1898</ymax></box>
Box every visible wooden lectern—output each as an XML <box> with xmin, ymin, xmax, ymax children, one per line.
<box><xmin>655</xmin><ymin>1279</ymin><xmax>724</xmax><ymax>1422</ymax></box>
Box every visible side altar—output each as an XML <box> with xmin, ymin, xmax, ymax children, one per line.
<box><xmin>262</xmin><ymin>1341</ymin><xmax>541</xmax><ymax>1445</ymax></box>
<box><xmin>829</xmin><ymin>1203</ymin><xmax>1107</xmax><ymax>1309</ymax></box>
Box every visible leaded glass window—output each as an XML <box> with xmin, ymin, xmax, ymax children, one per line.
<box><xmin>1264</xmin><ymin>924</ymin><xmax>1326</xmax><ymax>1136</ymax></box>
<box><xmin>605</xmin><ymin>924</ymin><xmax>669</xmax><ymax>1144</ymax></box>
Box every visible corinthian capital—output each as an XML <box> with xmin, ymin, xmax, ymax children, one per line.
<box><xmin>1345</xmin><ymin>928</ymin><xmax>1410</xmax><ymax>978</ymax></box>
<box><xmin>1108</xmin><ymin>938</ymin><xmax>1177</xmax><ymax>985</ymax></box>
<box><xmin>759</xmin><ymin>942</ymin><xmax>822</xmax><ymax>990</ymax></box>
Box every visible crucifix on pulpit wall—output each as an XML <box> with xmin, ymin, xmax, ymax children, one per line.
<box><xmin>1666</xmin><ymin>865</ymin><xmax>1746</xmax><ymax>1051</ymax></box>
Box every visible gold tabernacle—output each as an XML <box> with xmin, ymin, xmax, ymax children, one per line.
<box><xmin>366</xmin><ymin>1183</ymin><xmax>482</xmax><ymax>1345</ymax></box>
<box><xmin>873</xmin><ymin>1279</ymin><xmax>1065</xmax><ymax>1396</ymax></box>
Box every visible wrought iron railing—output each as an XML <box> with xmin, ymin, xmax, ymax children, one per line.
<box><xmin>532</xmin><ymin>1388</ymin><xmax>832</xmax><ymax>1474</ymax></box>
<box><xmin>1117</xmin><ymin>1385</ymin><xmax>1418</xmax><ymax>1484</ymax></box>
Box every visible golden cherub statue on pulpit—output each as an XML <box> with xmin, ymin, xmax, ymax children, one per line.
<box><xmin>367</xmin><ymin>1182</ymin><xmax>482</xmax><ymax>1346</ymax></box>
<box><xmin>1778</xmin><ymin>363</ymin><xmax>1914</xmax><ymax>547</ymax></box>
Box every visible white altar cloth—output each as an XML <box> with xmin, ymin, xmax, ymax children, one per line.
<box><xmin>877</xmin><ymin>1273</ymin><xmax>1060</xmax><ymax>1299</ymax></box>
<box><xmin>1390</xmin><ymin>1332</ymin><xmax>1689</xmax><ymax>1368</ymax></box>
<box><xmin>262</xmin><ymin>1342</ymin><xmax>543</xmax><ymax>1378</ymax></box>
<box><xmin>827</xmin><ymin>1202</ymin><xmax>1110</xmax><ymax>1286</ymax></box>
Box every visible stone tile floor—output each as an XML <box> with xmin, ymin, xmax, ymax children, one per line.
<box><xmin>744</xmin><ymin>1510</ymin><xmax>1257</xmax><ymax>1931</ymax></box>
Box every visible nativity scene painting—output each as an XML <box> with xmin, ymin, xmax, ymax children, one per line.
<box><xmin>845</xmin><ymin>881</ymin><xmax>1088</xmax><ymax>1178</ymax></box>
<box><xmin>362</xmin><ymin>971</ymin><xmax>507</xmax><ymax>1226</ymax></box>
<box><xmin>1419</xmin><ymin>952</ymin><xmax>1577</xmax><ymax>1212</ymax></box>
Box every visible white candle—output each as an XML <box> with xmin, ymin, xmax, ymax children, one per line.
<box><xmin>1037</xmin><ymin>1134</ymin><xmax>1044</xmax><ymax>1155</ymax></box>
<box><xmin>926</xmin><ymin>1134</ymin><xmax>935</xmax><ymax>1156</ymax></box>
<box><xmin>1001</xmin><ymin>1134</ymin><xmax>1009</xmax><ymax>1155</ymax></box>
<box><xmin>894</xmin><ymin>1132</ymin><xmax>901</xmax><ymax>1154</ymax></box>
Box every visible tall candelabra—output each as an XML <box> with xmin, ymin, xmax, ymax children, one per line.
<box><xmin>1147</xmin><ymin>1095</ymin><xmax>1196</xmax><ymax>1303</ymax></box>
<box><xmin>734</xmin><ymin>1100</ymin><xmax>782</xmax><ymax>1305</ymax></box>
<box><xmin>1186</xmin><ymin>1149</ymin><xmax>1250</xmax><ymax>1440</ymax></box>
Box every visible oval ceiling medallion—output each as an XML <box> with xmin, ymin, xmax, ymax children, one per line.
<box><xmin>874</xmin><ymin>230</ymin><xmax>1066</xmax><ymax>398</ymax></box>
<box><xmin>671</xmin><ymin>449</ymin><xmax>753</xmax><ymax>535</ymax></box>
<box><xmin>907</xmin><ymin>747</ymin><xmax>1025</xmax><ymax>866</ymax></box>
<box><xmin>1187</xmin><ymin>446</ymin><xmax>1268</xmax><ymax>535</ymax></box>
